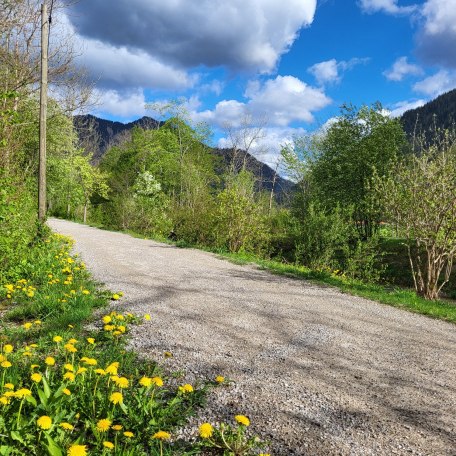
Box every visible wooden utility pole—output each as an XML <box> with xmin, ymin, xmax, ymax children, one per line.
<box><xmin>38</xmin><ymin>2</ymin><xmax>49</xmax><ymax>221</ymax></box>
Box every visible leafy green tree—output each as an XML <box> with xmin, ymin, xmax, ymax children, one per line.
<box><xmin>373</xmin><ymin>131</ymin><xmax>456</xmax><ymax>300</ymax></box>
<box><xmin>309</xmin><ymin>103</ymin><xmax>407</xmax><ymax>238</ymax></box>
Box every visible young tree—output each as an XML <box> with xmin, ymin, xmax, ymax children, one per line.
<box><xmin>373</xmin><ymin>131</ymin><xmax>456</xmax><ymax>299</ymax></box>
<box><xmin>309</xmin><ymin>103</ymin><xmax>407</xmax><ymax>238</ymax></box>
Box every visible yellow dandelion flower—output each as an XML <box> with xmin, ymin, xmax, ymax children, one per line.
<box><xmin>63</xmin><ymin>372</ymin><xmax>75</xmax><ymax>381</ymax></box>
<box><xmin>53</xmin><ymin>336</ymin><xmax>63</xmax><ymax>343</ymax></box>
<box><xmin>144</xmin><ymin>314</ymin><xmax>151</xmax><ymax>321</ymax></box>
<box><xmin>152</xmin><ymin>431</ymin><xmax>171</xmax><ymax>440</ymax></box>
<box><xmin>34</xmin><ymin>320</ymin><xmax>41</xmax><ymax>325</ymax></box>
<box><xmin>215</xmin><ymin>376</ymin><xmax>225</xmax><ymax>383</ymax></box>
<box><xmin>3</xmin><ymin>344</ymin><xmax>13</xmax><ymax>354</ymax></box>
<box><xmin>95</xmin><ymin>369</ymin><xmax>106</xmax><ymax>375</ymax></box>
<box><xmin>45</xmin><ymin>357</ymin><xmax>56</xmax><ymax>366</ymax></box>
<box><xmin>64</xmin><ymin>344</ymin><xmax>77</xmax><ymax>353</ymax></box>
<box><xmin>103</xmin><ymin>441</ymin><xmax>114</xmax><ymax>449</ymax></box>
<box><xmin>151</xmin><ymin>377</ymin><xmax>164</xmax><ymax>387</ymax></box>
<box><xmin>31</xmin><ymin>364</ymin><xmax>39</xmax><ymax>370</ymax></box>
<box><xmin>67</xmin><ymin>444</ymin><xmax>87</xmax><ymax>456</ymax></box>
<box><xmin>113</xmin><ymin>376</ymin><xmax>129</xmax><ymax>388</ymax></box>
<box><xmin>14</xmin><ymin>388</ymin><xmax>32</xmax><ymax>398</ymax></box>
<box><xmin>109</xmin><ymin>392</ymin><xmax>123</xmax><ymax>404</ymax></box>
<box><xmin>199</xmin><ymin>423</ymin><xmax>213</xmax><ymax>439</ymax></box>
<box><xmin>105</xmin><ymin>362</ymin><xmax>119</xmax><ymax>375</ymax></box>
<box><xmin>76</xmin><ymin>367</ymin><xmax>87</xmax><ymax>375</ymax></box>
<box><xmin>4</xmin><ymin>383</ymin><xmax>14</xmax><ymax>390</ymax></box>
<box><xmin>1</xmin><ymin>361</ymin><xmax>12</xmax><ymax>368</ymax></box>
<box><xmin>68</xmin><ymin>338</ymin><xmax>78</xmax><ymax>345</ymax></box>
<box><xmin>37</xmin><ymin>415</ymin><xmax>52</xmax><ymax>430</ymax></box>
<box><xmin>31</xmin><ymin>373</ymin><xmax>42</xmax><ymax>383</ymax></box>
<box><xmin>22</xmin><ymin>351</ymin><xmax>32</xmax><ymax>357</ymax></box>
<box><xmin>63</xmin><ymin>388</ymin><xmax>71</xmax><ymax>396</ymax></box>
<box><xmin>86</xmin><ymin>337</ymin><xmax>95</xmax><ymax>344</ymax></box>
<box><xmin>85</xmin><ymin>358</ymin><xmax>97</xmax><ymax>366</ymax></box>
<box><xmin>123</xmin><ymin>431</ymin><xmax>134</xmax><ymax>438</ymax></box>
<box><xmin>259</xmin><ymin>453</ymin><xmax>271</xmax><ymax>456</ymax></box>
<box><xmin>102</xmin><ymin>315</ymin><xmax>112</xmax><ymax>324</ymax></box>
<box><xmin>104</xmin><ymin>325</ymin><xmax>115</xmax><ymax>332</ymax></box>
<box><xmin>22</xmin><ymin>322</ymin><xmax>33</xmax><ymax>330</ymax></box>
<box><xmin>111</xmin><ymin>294</ymin><xmax>120</xmax><ymax>300</ymax></box>
<box><xmin>112</xmin><ymin>425</ymin><xmax>123</xmax><ymax>431</ymax></box>
<box><xmin>112</xmin><ymin>330</ymin><xmax>122</xmax><ymax>336</ymax></box>
<box><xmin>117</xmin><ymin>325</ymin><xmax>126</xmax><ymax>333</ymax></box>
<box><xmin>116</xmin><ymin>314</ymin><xmax>125</xmax><ymax>321</ymax></box>
<box><xmin>234</xmin><ymin>415</ymin><xmax>250</xmax><ymax>426</ymax></box>
<box><xmin>82</xmin><ymin>290</ymin><xmax>90</xmax><ymax>295</ymax></box>
<box><xmin>0</xmin><ymin>355</ymin><xmax>4</xmax><ymax>362</ymax></box>
<box><xmin>60</xmin><ymin>422</ymin><xmax>74</xmax><ymax>431</ymax></box>
<box><xmin>0</xmin><ymin>397</ymin><xmax>9</xmax><ymax>405</ymax></box>
<box><xmin>27</xmin><ymin>291</ymin><xmax>34</xmax><ymax>298</ymax></box>
<box><xmin>178</xmin><ymin>384</ymin><xmax>193</xmax><ymax>393</ymax></box>
<box><xmin>139</xmin><ymin>377</ymin><xmax>152</xmax><ymax>387</ymax></box>
<box><xmin>96</xmin><ymin>418</ymin><xmax>112</xmax><ymax>432</ymax></box>
<box><xmin>64</xmin><ymin>364</ymin><xmax>74</xmax><ymax>372</ymax></box>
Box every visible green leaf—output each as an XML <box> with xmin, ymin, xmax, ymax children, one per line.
<box><xmin>25</xmin><ymin>394</ymin><xmax>37</xmax><ymax>407</ymax></box>
<box><xmin>45</xmin><ymin>434</ymin><xmax>63</xmax><ymax>456</ymax></box>
<box><xmin>42</xmin><ymin>377</ymin><xmax>51</xmax><ymax>399</ymax></box>
<box><xmin>37</xmin><ymin>388</ymin><xmax>48</xmax><ymax>407</ymax></box>
<box><xmin>10</xmin><ymin>431</ymin><xmax>25</xmax><ymax>445</ymax></box>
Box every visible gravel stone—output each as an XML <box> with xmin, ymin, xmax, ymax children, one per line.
<box><xmin>49</xmin><ymin>218</ymin><xmax>456</xmax><ymax>456</ymax></box>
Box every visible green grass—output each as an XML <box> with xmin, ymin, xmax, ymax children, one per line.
<box><xmin>0</xmin><ymin>229</ymin><xmax>268</xmax><ymax>455</ymax></box>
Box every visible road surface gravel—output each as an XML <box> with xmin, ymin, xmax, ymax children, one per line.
<box><xmin>48</xmin><ymin>218</ymin><xmax>456</xmax><ymax>456</ymax></box>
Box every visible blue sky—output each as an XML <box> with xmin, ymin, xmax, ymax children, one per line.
<box><xmin>63</xmin><ymin>0</ymin><xmax>456</xmax><ymax>163</ymax></box>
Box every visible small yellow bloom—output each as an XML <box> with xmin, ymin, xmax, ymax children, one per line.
<box><xmin>4</xmin><ymin>383</ymin><xmax>14</xmax><ymax>390</ymax></box>
<box><xmin>37</xmin><ymin>415</ymin><xmax>52</xmax><ymax>430</ymax></box>
<box><xmin>234</xmin><ymin>415</ymin><xmax>250</xmax><ymax>426</ymax></box>
<box><xmin>67</xmin><ymin>444</ymin><xmax>87</xmax><ymax>456</ymax></box>
<box><xmin>111</xmin><ymin>294</ymin><xmax>120</xmax><ymax>300</ymax></box>
<box><xmin>27</xmin><ymin>291</ymin><xmax>34</xmax><ymax>298</ymax></box>
<box><xmin>103</xmin><ymin>441</ymin><xmax>114</xmax><ymax>449</ymax></box>
<box><xmin>14</xmin><ymin>388</ymin><xmax>32</xmax><ymax>398</ymax></box>
<box><xmin>112</xmin><ymin>425</ymin><xmax>123</xmax><ymax>431</ymax></box>
<box><xmin>102</xmin><ymin>315</ymin><xmax>112</xmax><ymax>324</ymax></box>
<box><xmin>82</xmin><ymin>290</ymin><xmax>90</xmax><ymax>295</ymax></box>
<box><xmin>117</xmin><ymin>325</ymin><xmax>126</xmax><ymax>333</ymax></box>
<box><xmin>53</xmin><ymin>336</ymin><xmax>63</xmax><ymax>343</ymax></box>
<box><xmin>116</xmin><ymin>314</ymin><xmax>125</xmax><ymax>321</ymax></box>
<box><xmin>34</xmin><ymin>320</ymin><xmax>42</xmax><ymax>325</ymax></box>
<box><xmin>45</xmin><ymin>357</ymin><xmax>56</xmax><ymax>366</ymax></box>
<box><xmin>0</xmin><ymin>396</ymin><xmax>9</xmax><ymax>405</ymax></box>
<box><xmin>95</xmin><ymin>369</ymin><xmax>106</xmax><ymax>375</ymax></box>
<box><xmin>151</xmin><ymin>377</ymin><xmax>164</xmax><ymax>387</ymax></box>
<box><xmin>60</xmin><ymin>422</ymin><xmax>74</xmax><ymax>430</ymax></box>
<box><xmin>178</xmin><ymin>384</ymin><xmax>194</xmax><ymax>394</ymax></box>
<box><xmin>22</xmin><ymin>322</ymin><xmax>33</xmax><ymax>330</ymax></box>
<box><xmin>64</xmin><ymin>344</ymin><xmax>77</xmax><ymax>353</ymax></box>
<box><xmin>123</xmin><ymin>431</ymin><xmax>134</xmax><ymax>438</ymax></box>
<box><xmin>199</xmin><ymin>423</ymin><xmax>213</xmax><ymax>439</ymax></box>
<box><xmin>31</xmin><ymin>373</ymin><xmax>42</xmax><ymax>383</ymax></box>
<box><xmin>112</xmin><ymin>330</ymin><xmax>122</xmax><ymax>336</ymax></box>
<box><xmin>86</xmin><ymin>337</ymin><xmax>95</xmax><ymax>344</ymax></box>
<box><xmin>68</xmin><ymin>338</ymin><xmax>78</xmax><ymax>345</ymax></box>
<box><xmin>63</xmin><ymin>372</ymin><xmax>75</xmax><ymax>381</ymax></box>
<box><xmin>105</xmin><ymin>362</ymin><xmax>119</xmax><ymax>375</ymax></box>
<box><xmin>1</xmin><ymin>361</ymin><xmax>12</xmax><ymax>368</ymax></box>
<box><xmin>113</xmin><ymin>376</ymin><xmax>129</xmax><ymax>388</ymax></box>
<box><xmin>3</xmin><ymin>344</ymin><xmax>13</xmax><ymax>354</ymax></box>
<box><xmin>22</xmin><ymin>351</ymin><xmax>32</xmax><ymax>357</ymax></box>
<box><xmin>164</xmin><ymin>351</ymin><xmax>173</xmax><ymax>358</ymax></box>
<box><xmin>144</xmin><ymin>314</ymin><xmax>151</xmax><ymax>321</ymax></box>
<box><xmin>139</xmin><ymin>377</ymin><xmax>152</xmax><ymax>387</ymax></box>
<box><xmin>96</xmin><ymin>418</ymin><xmax>112</xmax><ymax>432</ymax></box>
<box><xmin>215</xmin><ymin>376</ymin><xmax>225</xmax><ymax>383</ymax></box>
<box><xmin>152</xmin><ymin>431</ymin><xmax>171</xmax><ymax>440</ymax></box>
<box><xmin>31</xmin><ymin>364</ymin><xmax>39</xmax><ymax>369</ymax></box>
<box><xmin>110</xmin><ymin>392</ymin><xmax>123</xmax><ymax>404</ymax></box>
<box><xmin>64</xmin><ymin>364</ymin><xmax>74</xmax><ymax>372</ymax></box>
<box><xmin>63</xmin><ymin>388</ymin><xmax>71</xmax><ymax>396</ymax></box>
<box><xmin>76</xmin><ymin>367</ymin><xmax>87</xmax><ymax>375</ymax></box>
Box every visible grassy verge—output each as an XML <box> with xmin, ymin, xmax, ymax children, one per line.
<box><xmin>0</xmin><ymin>231</ymin><xmax>268</xmax><ymax>455</ymax></box>
<box><xmin>215</xmin><ymin>251</ymin><xmax>456</xmax><ymax>324</ymax></box>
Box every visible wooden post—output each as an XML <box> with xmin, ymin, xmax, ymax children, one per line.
<box><xmin>38</xmin><ymin>3</ymin><xmax>49</xmax><ymax>221</ymax></box>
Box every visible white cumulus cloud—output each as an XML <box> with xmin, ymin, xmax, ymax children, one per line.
<box><xmin>388</xmin><ymin>99</ymin><xmax>427</xmax><ymax>117</ymax></box>
<box><xmin>308</xmin><ymin>58</ymin><xmax>369</xmax><ymax>85</ymax></box>
<box><xmin>358</xmin><ymin>0</ymin><xmax>418</xmax><ymax>15</ymax></box>
<box><xmin>383</xmin><ymin>56</ymin><xmax>423</xmax><ymax>81</ymax></box>
<box><xmin>413</xmin><ymin>70</ymin><xmax>456</xmax><ymax>97</ymax></box>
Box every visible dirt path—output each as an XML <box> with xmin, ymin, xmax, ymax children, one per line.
<box><xmin>48</xmin><ymin>218</ymin><xmax>456</xmax><ymax>456</ymax></box>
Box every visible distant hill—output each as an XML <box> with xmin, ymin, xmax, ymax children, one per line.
<box><xmin>74</xmin><ymin>114</ymin><xmax>294</xmax><ymax>200</ymax></box>
<box><xmin>401</xmin><ymin>89</ymin><xmax>456</xmax><ymax>139</ymax></box>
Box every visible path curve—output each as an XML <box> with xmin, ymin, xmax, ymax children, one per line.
<box><xmin>49</xmin><ymin>218</ymin><xmax>456</xmax><ymax>455</ymax></box>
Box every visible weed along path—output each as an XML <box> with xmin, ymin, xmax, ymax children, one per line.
<box><xmin>48</xmin><ymin>218</ymin><xmax>456</xmax><ymax>456</ymax></box>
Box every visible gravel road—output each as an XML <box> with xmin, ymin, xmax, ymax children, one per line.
<box><xmin>48</xmin><ymin>218</ymin><xmax>456</xmax><ymax>456</ymax></box>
